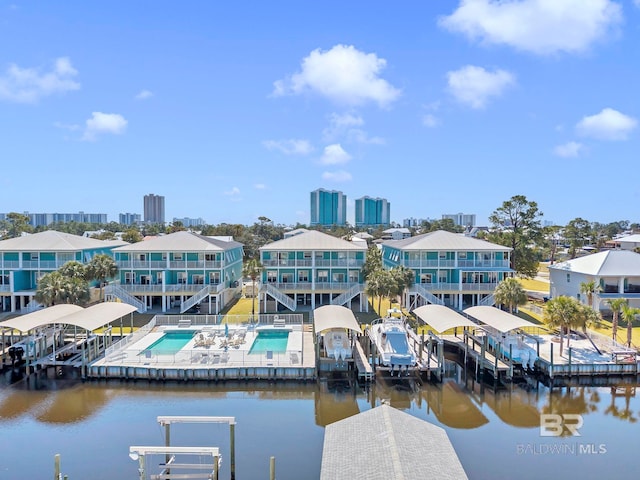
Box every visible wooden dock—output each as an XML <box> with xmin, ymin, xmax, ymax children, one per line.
<box><xmin>353</xmin><ymin>340</ymin><xmax>373</xmax><ymax>381</ymax></box>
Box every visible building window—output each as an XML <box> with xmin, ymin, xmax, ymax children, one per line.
<box><xmin>178</xmin><ymin>272</ymin><xmax>187</xmax><ymax>284</ymax></box>
<box><xmin>459</xmin><ymin>252</ymin><xmax>467</xmax><ymax>259</ymax></box>
<box><xmin>282</xmin><ymin>273</ymin><xmax>293</xmax><ymax>283</ymax></box>
<box><xmin>174</xmin><ymin>254</ymin><xmax>183</xmax><ymax>261</ymax></box>
<box><xmin>439</xmin><ymin>252</ymin><xmax>446</xmax><ymax>259</ymax></box>
<box><xmin>298</xmin><ymin>270</ymin><xmax>309</xmax><ymax>282</ymax></box>
<box><xmin>267</xmin><ymin>271</ymin><xmax>277</xmax><ymax>283</ymax></box>
<box><xmin>193</xmin><ymin>274</ymin><xmax>204</xmax><ymax>285</ymax></box>
<box><xmin>125</xmin><ymin>272</ymin><xmax>135</xmax><ymax>284</ymax></box>
<box><xmin>349</xmin><ymin>270</ymin><xmax>359</xmax><ymax>283</ymax></box>
<box><xmin>209</xmin><ymin>272</ymin><xmax>220</xmax><ymax>284</ymax></box>
<box><xmin>439</xmin><ymin>272</ymin><xmax>447</xmax><ymax>283</ymax></box>
<box><xmin>30</xmin><ymin>253</ymin><xmax>38</xmax><ymax>261</ymax></box>
<box><xmin>420</xmin><ymin>274</ymin><xmax>432</xmax><ymax>284</ymax></box>
<box><xmin>567</xmin><ymin>273</ymin><xmax>570</xmax><ymax>283</ymax></box>
<box><xmin>317</xmin><ymin>270</ymin><xmax>329</xmax><ymax>282</ymax></box>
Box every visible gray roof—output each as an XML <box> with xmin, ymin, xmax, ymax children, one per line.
<box><xmin>313</xmin><ymin>305</ymin><xmax>362</xmax><ymax>333</ymax></box>
<box><xmin>464</xmin><ymin>306</ymin><xmax>536</xmax><ymax>333</ymax></box>
<box><xmin>615</xmin><ymin>234</ymin><xmax>640</xmax><ymax>244</ymax></box>
<box><xmin>260</xmin><ymin>230</ymin><xmax>367</xmax><ymax>252</ymax></box>
<box><xmin>113</xmin><ymin>231</ymin><xmax>243</xmax><ymax>252</ymax></box>
<box><xmin>0</xmin><ymin>230</ymin><xmax>127</xmax><ymax>252</ymax></box>
<box><xmin>549</xmin><ymin>250</ymin><xmax>640</xmax><ymax>276</ymax></box>
<box><xmin>321</xmin><ymin>404</ymin><xmax>467</xmax><ymax>480</ymax></box>
<box><xmin>383</xmin><ymin>230</ymin><xmax>511</xmax><ymax>252</ymax></box>
<box><xmin>413</xmin><ymin>305</ymin><xmax>479</xmax><ymax>332</ymax></box>
<box><xmin>0</xmin><ymin>303</ymin><xmax>137</xmax><ymax>332</ymax></box>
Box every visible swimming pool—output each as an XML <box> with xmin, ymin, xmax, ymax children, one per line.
<box><xmin>142</xmin><ymin>331</ymin><xmax>194</xmax><ymax>354</ymax></box>
<box><xmin>249</xmin><ymin>330</ymin><xmax>289</xmax><ymax>354</ymax></box>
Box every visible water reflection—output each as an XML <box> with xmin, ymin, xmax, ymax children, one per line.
<box><xmin>314</xmin><ymin>380</ymin><xmax>359</xmax><ymax>427</ymax></box>
<box><xmin>604</xmin><ymin>386</ymin><xmax>638</xmax><ymax>423</ymax></box>
<box><xmin>423</xmin><ymin>381</ymin><xmax>489</xmax><ymax>429</ymax></box>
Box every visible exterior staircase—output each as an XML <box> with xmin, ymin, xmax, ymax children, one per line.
<box><xmin>411</xmin><ymin>284</ymin><xmax>445</xmax><ymax>306</ymax></box>
<box><xmin>180</xmin><ymin>285</ymin><xmax>211</xmax><ymax>313</ymax></box>
<box><xmin>263</xmin><ymin>283</ymin><xmax>296</xmax><ymax>311</ymax></box>
<box><xmin>104</xmin><ymin>284</ymin><xmax>146</xmax><ymax>313</ymax></box>
<box><xmin>331</xmin><ymin>283</ymin><xmax>364</xmax><ymax>306</ymax></box>
<box><xmin>479</xmin><ymin>294</ymin><xmax>495</xmax><ymax>306</ymax></box>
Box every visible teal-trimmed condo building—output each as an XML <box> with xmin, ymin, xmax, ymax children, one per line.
<box><xmin>109</xmin><ymin>231</ymin><xmax>243</xmax><ymax>314</ymax></box>
<box><xmin>382</xmin><ymin>230</ymin><xmax>513</xmax><ymax>310</ymax></box>
<box><xmin>259</xmin><ymin>230</ymin><xmax>368</xmax><ymax>312</ymax></box>
<box><xmin>0</xmin><ymin>230</ymin><xmax>126</xmax><ymax>312</ymax></box>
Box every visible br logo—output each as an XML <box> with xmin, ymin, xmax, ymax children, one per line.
<box><xmin>540</xmin><ymin>414</ymin><xmax>583</xmax><ymax>437</ymax></box>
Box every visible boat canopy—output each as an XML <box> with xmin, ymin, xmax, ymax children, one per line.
<box><xmin>413</xmin><ymin>305</ymin><xmax>478</xmax><ymax>332</ymax></box>
<box><xmin>313</xmin><ymin>305</ymin><xmax>361</xmax><ymax>334</ymax></box>
<box><xmin>0</xmin><ymin>303</ymin><xmax>137</xmax><ymax>333</ymax></box>
<box><xmin>464</xmin><ymin>306</ymin><xmax>536</xmax><ymax>333</ymax></box>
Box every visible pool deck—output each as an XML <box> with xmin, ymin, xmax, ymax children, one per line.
<box><xmin>88</xmin><ymin>322</ymin><xmax>316</xmax><ymax>381</ymax></box>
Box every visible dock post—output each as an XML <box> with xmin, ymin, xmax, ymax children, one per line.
<box><xmin>164</xmin><ymin>422</ymin><xmax>171</xmax><ymax>475</ymax></box>
<box><xmin>230</xmin><ymin>421</ymin><xmax>236</xmax><ymax>480</ymax></box>
<box><xmin>54</xmin><ymin>453</ymin><xmax>60</xmax><ymax>480</ymax></box>
<box><xmin>509</xmin><ymin>344</ymin><xmax>513</xmax><ymax>379</ymax></box>
<box><xmin>213</xmin><ymin>453</ymin><xmax>219</xmax><ymax>480</ymax></box>
<box><xmin>550</xmin><ymin>342</ymin><xmax>554</xmax><ymax>379</ymax></box>
<box><xmin>568</xmin><ymin>348</ymin><xmax>572</xmax><ymax>377</ymax></box>
<box><xmin>480</xmin><ymin>336</ymin><xmax>486</xmax><ymax>380</ymax></box>
<box><xmin>494</xmin><ymin>342</ymin><xmax>499</xmax><ymax>378</ymax></box>
<box><xmin>270</xmin><ymin>456</ymin><xmax>276</xmax><ymax>480</ymax></box>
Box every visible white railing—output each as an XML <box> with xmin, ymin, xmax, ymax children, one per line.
<box><xmin>180</xmin><ymin>286</ymin><xmax>211</xmax><ymax>313</ymax></box>
<box><xmin>104</xmin><ymin>284</ymin><xmax>146</xmax><ymax>313</ymax></box>
<box><xmin>411</xmin><ymin>284</ymin><xmax>445</xmax><ymax>306</ymax></box>
<box><xmin>19</xmin><ymin>260</ymin><xmax>66</xmax><ymax>269</ymax></box>
<box><xmin>264</xmin><ymin>282</ymin><xmax>358</xmax><ymax>292</ymax></box>
<box><xmin>402</xmin><ymin>259</ymin><xmax>456</xmax><ymax>268</ymax></box>
<box><xmin>479</xmin><ymin>294</ymin><xmax>495</xmax><ymax>306</ymax></box>
<box><xmin>331</xmin><ymin>283</ymin><xmax>364</xmax><ymax>306</ymax></box>
<box><xmin>263</xmin><ymin>283</ymin><xmax>296</xmax><ymax>311</ymax></box>
<box><xmin>105</xmin><ymin>318</ymin><xmax>157</xmax><ymax>356</ymax></box>
<box><xmin>1</xmin><ymin>261</ymin><xmax>20</xmax><ymax>268</ymax></box>
<box><xmin>0</xmin><ymin>285</ymin><xmax>11</xmax><ymax>292</ymax></box>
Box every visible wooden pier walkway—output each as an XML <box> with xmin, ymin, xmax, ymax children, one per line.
<box><xmin>353</xmin><ymin>341</ymin><xmax>373</xmax><ymax>381</ymax></box>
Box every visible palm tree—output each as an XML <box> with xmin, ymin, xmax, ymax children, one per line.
<box><xmin>607</xmin><ymin>298</ymin><xmax>628</xmax><ymax>342</ymax></box>
<box><xmin>494</xmin><ymin>277</ymin><xmax>527</xmax><ymax>314</ymax></box>
<box><xmin>391</xmin><ymin>266</ymin><xmax>414</xmax><ymax>309</ymax></box>
<box><xmin>86</xmin><ymin>254</ymin><xmax>118</xmax><ymax>301</ymax></box>
<box><xmin>579</xmin><ymin>280</ymin><xmax>602</xmax><ymax>308</ymax></box>
<box><xmin>35</xmin><ymin>271</ymin><xmax>67</xmax><ymax>306</ymax></box>
<box><xmin>544</xmin><ymin>296</ymin><xmax>581</xmax><ymax>356</ymax></box>
<box><xmin>242</xmin><ymin>258</ymin><xmax>263</xmax><ymax>319</ymax></box>
<box><xmin>620</xmin><ymin>304</ymin><xmax>640</xmax><ymax>348</ymax></box>
<box><xmin>365</xmin><ymin>269</ymin><xmax>385</xmax><ymax>315</ymax></box>
<box><xmin>58</xmin><ymin>261</ymin><xmax>87</xmax><ymax>280</ymax></box>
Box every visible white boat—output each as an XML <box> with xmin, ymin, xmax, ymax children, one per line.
<box><xmin>368</xmin><ymin>313</ymin><xmax>418</xmax><ymax>374</ymax></box>
<box><xmin>324</xmin><ymin>329</ymin><xmax>352</xmax><ymax>362</ymax></box>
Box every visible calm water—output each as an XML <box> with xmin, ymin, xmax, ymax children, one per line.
<box><xmin>0</xmin><ymin>364</ymin><xmax>639</xmax><ymax>480</ymax></box>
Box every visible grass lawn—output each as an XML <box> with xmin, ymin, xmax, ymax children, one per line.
<box><xmin>517</xmin><ymin>277</ymin><xmax>550</xmax><ymax>292</ymax></box>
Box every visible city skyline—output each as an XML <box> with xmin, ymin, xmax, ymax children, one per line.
<box><xmin>1</xmin><ymin>2</ymin><xmax>639</xmax><ymax>227</ymax></box>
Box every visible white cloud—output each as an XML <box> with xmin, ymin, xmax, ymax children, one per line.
<box><xmin>273</xmin><ymin>44</ymin><xmax>401</xmax><ymax>107</ymax></box>
<box><xmin>322</xmin><ymin>170</ymin><xmax>352</xmax><ymax>182</ymax></box>
<box><xmin>320</xmin><ymin>144</ymin><xmax>352</xmax><ymax>165</ymax></box>
<box><xmin>82</xmin><ymin>112</ymin><xmax>128</xmax><ymax>141</ymax></box>
<box><xmin>439</xmin><ymin>0</ymin><xmax>622</xmax><ymax>55</ymax></box>
<box><xmin>263</xmin><ymin>139</ymin><xmax>314</xmax><ymax>155</ymax></box>
<box><xmin>323</xmin><ymin>112</ymin><xmax>384</xmax><ymax>144</ymax></box>
<box><xmin>0</xmin><ymin>57</ymin><xmax>80</xmax><ymax>103</ymax></box>
<box><xmin>447</xmin><ymin>65</ymin><xmax>515</xmax><ymax>109</ymax></box>
<box><xmin>553</xmin><ymin>141</ymin><xmax>584</xmax><ymax>158</ymax></box>
<box><xmin>224</xmin><ymin>187</ymin><xmax>241</xmax><ymax>196</ymax></box>
<box><xmin>135</xmin><ymin>89</ymin><xmax>153</xmax><ymax>100</ymax></box>
<box><xmin>53</xmin><ymin>121</ymin><xmax>81</xmax><ymax>132</ymax></box>
<box><xmin>254</xmin><ymin>183</ymin><xmax>266</xmax><ymax>190</ymax></box>
<box><xmin>423</xmin><ymin>114</ymin><xmax>440</xmax><ymax>128</ymax></box>
<box><xmin>576</xmin><ymin>108</ymin><xmax>637</xmax><ymax>140</ymax></box>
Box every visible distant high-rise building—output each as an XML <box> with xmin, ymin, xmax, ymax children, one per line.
<box><xmin>310</xmin><ymin>189</ymin><xmax>346</xmax><ymax>226</ymax></box>
<box><xmin>2</xmin><ymin>211</ymin><xmax>108</xmax><ymax>227</ymax></box>
<box><xmin>442</xmin><ymin>213</ymin><xmax>476</xmax><ymax>227</ymax></box>
<box><xmin>355</xmin><ymin>196</ymin><xmax>390</xmax><ymax>227</ymax></box>
<box><xmin>173</xmin><ymin>217</ymin><xmax>205</xmax><ymax>228</ymax></box>
<box><xmin>143</xmin><ymin>194</ymin><xmax>165</xmax><ymax>224</ymax></box>
<box><xmin>119</xmin><ymin>213</ymin><xmax>141</xmax><ymax>226</ymax></box>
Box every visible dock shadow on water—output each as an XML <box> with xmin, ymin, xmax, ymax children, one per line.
<box><xmin>0</xmin><ymin>359</ymin><xmax>639</xmax><ymax>479</ymax></box>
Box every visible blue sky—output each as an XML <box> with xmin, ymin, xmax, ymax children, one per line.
<box><xmin>1</xmin><ymin>1</ymin><xmax>639</xmax><ymax>227</ymax></box>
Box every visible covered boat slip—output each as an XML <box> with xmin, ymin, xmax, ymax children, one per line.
<box><xmin>313</xmin><ymin>305</ymin><xmax>368</xmax><ymax>377</ymax></box>
<box><xmin>0</xmin><ymin>303</ymin><xmax>137</xmax><ymax>373</ymax></box>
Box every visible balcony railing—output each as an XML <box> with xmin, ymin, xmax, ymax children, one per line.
<box><xmin>0</xmin><ymin>285</ymin><xmax>11</xmax><ymax>292</ymax></box>
<box><xmin>264</xmin><ymin>281</ymin><xmax>360</xmax><ymax>292</ymax></box>
<box><xmin>118</xmin><ymin>283</ymin><xmax>225</xmax><ymax>294</ymax></box>
<box><xmin>412</xmin><ymin>282</ymin><xmax>499</xmax><ymax>292</ymax></box>
<box><xmin>0</xmin><ymin>261</ymin><xmax>20</xmax><ymax>269</ymax></box>
<box><xmin>262</xmin><ymin>259</ymin><xmax>363</xmax><ymax>268</ymax></box>
<box><xmin>116</xmin><ymin>260</ymin><xmax>223</xmax><ymax>269</ymax></box>
<box><xmin>401</xmin><ymin>259</ymin><xmax>509</xmax><ymax>268</ymax></box>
